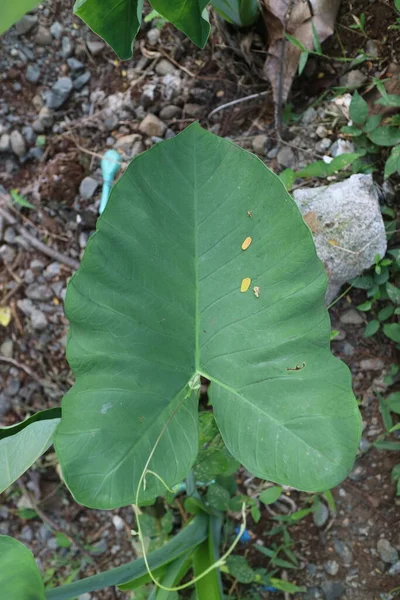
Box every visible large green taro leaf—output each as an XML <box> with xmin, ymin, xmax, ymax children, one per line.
<box><xmin>55</xmin><ymin>123</ymin><xmax>361</xmax><ymax>509</ymax></box>
<box><xmin>73</xmin><ymin>0</ymin><xmax>144</xmax><ymax>60</ymax></box>
<box><xmin>73</xmin><ymin>0</ymin><xmax>209</xmax><ymax>60</ymax></box>
<box><xmin>0</xmin><ymin>408</ymin><xmax>61</xmax><ymax>493</ymax></box>
<box><xmin>0</xmin><ymin>536</ymin><xmax>45</xmax><ymax>599</ymax></box>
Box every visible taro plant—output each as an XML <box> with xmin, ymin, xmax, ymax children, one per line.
<box><xmin>0</xmin><ymin>123</ymin><xmax>361</xmax><ymax>599</ymax></box>
<box><xmin>1</xmin><ymin>2</ymin><xmax>361</xmax><ymax>599</ymax></box>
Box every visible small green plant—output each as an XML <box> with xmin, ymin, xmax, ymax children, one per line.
<box><xmin>349</xmin><ymin>13</ymin><xmax>367</xmax><ymax>36</ymax></box>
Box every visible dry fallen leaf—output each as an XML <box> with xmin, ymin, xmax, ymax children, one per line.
<box><xmin>0</xmin><ymin>306</ymin><xmax>12</xmax><ymax>327</ymax></box>
<box><xmin>261</xmin><ymin>0</ymin><xmax>341</xmax><ymax>120</ymax></box>
<box><xmin>303</xmin><ymin>211</ymin><xmax>320</xmax><ymax>233</ymax></box>
<box><xmin>241</xmin><ymin>278</ymin><xmax>251</xmax><ymax>292</ymax></box>
<box><xmin>253</xmin><ymin>286</ymin><xmax>260</xmax><ymax>298</ymax></box>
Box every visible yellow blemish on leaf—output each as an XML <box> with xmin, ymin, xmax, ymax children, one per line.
<box><xmin>240</xmin><ymin>278</ymin><xmax>251</xmax><ymax>293</ymax></box>
<box><xmin>247</xmin><ymin>211</ymin><xmax>252</xmax><ymax>218</ymax></box>
<box><xmin>0</xmin><ymin>306</ymin><xmax>12</xmax><ymax>327</ymax></box>
<box><xmin>253</xmin><ymin>286</ymin><xmax>260</xmax><ymax>298</ymax></box>
<box><xmin>241</xmin><ymin>236</ymin><xmax>252</xmax><ymax>250</ymax></box>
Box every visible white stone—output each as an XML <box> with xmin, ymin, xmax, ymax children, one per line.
<box><xmin>293</xmin><ymin>174</ymin><xmax>387</xmax><ymax>303</ymax></box>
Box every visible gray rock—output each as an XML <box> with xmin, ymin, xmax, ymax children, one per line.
<box><xmin>17</xmin><ymin>298</ymin><xmax>35</xmax><ymax>316</ymax></box>
<box><xmin>10</xmin><ymin>130</ymin><xmax>26</xmax><ymax>157</ymax></box>
<box><xmin>61</xmin><ymin>36</ymin><xmax>74</xmax><ymax>58</ymax></box>
<box><xmin>20</xmin><ymin>525</ymin><xmax>33</xmax><ymax>542</ymax></box>
<box><xmin>0</xmin><ymin>393</ymin><xmax>11</xmax><ymax>417</ymax></box>
<box><xmin>359</xmin><ymin>358</ymin><xmax>384</xmax><ymax>371</ymax></box>
<box><xmin>382</xmin><ymin>180</ymin><xmax>395</xmax><ymax>204</ymax></box>
<box><xmin>159</xmin><ymin>105</ymin><xmax>182</xmax><ymax>120</ymax></box>
<box><xmin>22</xmin><ymin>126</ymin><xmax>35</xmax><ymax>145</ymax></box>
<box><xmin>50</xmin><ymin>21</ymin><xmax>63</xmax><ymax>39</ymax></box>
<box><xmin>340</xmin><ymin>69</ymin><xmax>367</xmax><ymax>89</ymax></box>
<box><xmin>156</xmin><ymin>59</ymin><xmax>176</xmax><ymax>76</ymax></box>
<box><xmin>67</xmin><ymin>58</ymin><xmax>84</xmax><ymax>72</ymax></box>
<box><xmin>24</xmin><ymin>269</ymin><xmax>34</xmax><ymax>284</ymax></box>
<box><xmin>0</xmin><ymin>339</ymin><xmax>13</xmax><ymax>358</ymax></box>
<box><xmin>35</xmin><ymin>26</ymin><xmax>52</xmax><ymax>46</ymax></box>
<box><xmin>115</xmin><ymin>134</ymin><xmax>143</xmax><ymax>158</ymax></box>
<box><xmin>162</xmin><ymin>74</ymin><xmax>182</xmax><ymax>100</ymax></box>
<box><xmin>313</xmin><ymin>502</ymin><xmax>329</xmax><ymax>527</ymax></box>
<box><xmin>340</xmin><ymin>309</ymin><xmax>364</xmax><ymax>326</ymax></box>
<box><xmin>0</xmin><ymin>134</ymin><xmax>10</xmax><ymax>152</ymax></box>
<box><xmin>26</xmin><ymin>65</ymin><xmax>41</xmax><ymax>84</ymax></box>
<box><xmin>78</xmin><ymin>594</ymin><xmax>92</xmax><ymax>600</ymax></box>
<box><xmin>6</xmin><ymin>378</ymin><xmax>20</xmax><ymax>397</ymax></box>
<box><xmin>184</xmin><ymin>103</ymin><xmax>204</xmax><ymax>118</ymax></box>
<box><xmin>79</xmin><ymin>176</ymin><xmax>99</xmax><ymax>199</ymax></box>
<box><xmin>73</xmin><ymin>71</ymin><xmax>91</xmax><ymax>90</ymax></box>
<box><xmin>32</xmin><ymin>119</ymin><xmax>44</xmax><ymax>134</ymax></box>
<box><xmin>334</xmin><ymin>540</ymin><xmax>352</xmax><ymax>565</ymax></box>
<box><xmin>26</xmin><ymin>283</ymin><xmax>52</xmax><ymax>301</ymax></box>
<box><xmin>365</xmin><ymin>40</ymin><xmax>379</xmax><ymax>58</ymax></box>
<box><xmin>302</xmin><ymin>107</ymin><xmax>317</xmax><ymax>125</ymax></box>
<box><xmin>316</xmin><ymin>125</ymin><xmax>329</xmax><ymax>139</ymax></box>
<box><xmin>0</xmin><ymin>244</ymin><xmax>15</xmax><ymax>264</ymax></box>
<box><xmin>87</xmin><ymin>40</ymin><xmax>105</xmax><ymax>56</ymax></box>
<box><xmin>30</xmin><ymin>259</ymin><xmax>45</xmax><ymax>272</ymax></box>
<box><xmin>30</xmin><ymin>309</ymin><xmax>48</xmax><ymax>330</ymax></box>
<box><xmin>44</xmin><ymin>262</ymin><xmax>61</xmax><ymax>278</ymax></box>
<box><xmin>15</xmin><ymin>15</ymin><xmax>38</xmax><ymax>35</ymax></box>
<box><xmin>252</xmin><ymin>134</ymin><xmax>267</xmax><ymax>155</ymax></box>
<box><xmin>377</xmin><ymin>539</ymin><xmax>398</xmax><ymax>564</ymax></box>
<box><xmin>29</xmin><ymin>147</ymin><xmax>44</xmax><ymax>161</ymax></box>
<box><xmin>321</xmin><ymin>581</ymin><xmax>345</xmax><ymax>600</ymax></box>
<box><xmin>139</xmin><ymin>113</ymin><xmax>167</xmax><ymax>137</ymax></box>
<box><xmin>4</xmin><ymin>227</ymin><xmax>16</xmax><ymax>244</ymax></box>
<box><xmin>293</xmin><ymin>174</ymin><xmax>386</xmax><ymax>303</ymax></box>
<box><xmin>38</xmin><ymin>107</ymin><xmax>54</xmax><ymax>129</ymax></box>
<box><xmin>146</xmin><ymin>28</ymin><xmax>161</xmax><ymax>46</ymax></box>
<box><xmin>330</xmin><ymin>139</ymin><xmax>355</xmax><ymax>157</ymax></box>
<box><xmin>388</xmin><ymin>561</ymin><xmax>400</xmax><ymax>576</ymax></box>
<box><xmin>38</xmin><ymin>525</ymin><xmax>52</xmax><ymax>541</ymax></box>
<box><xmin>46</xmin><ymin>77</ymin><xmax>73</xmax><ymax>109</ymax></box>
<box><xmin>90</xmin><ymin>539</ymin><xmax>107</xmax><ymax>555</ymax></box>
<box><xmin>304</xmin><ymin>587</ymin><xmax>322</xmax><ymax>600</ymax></box>
<box><xmin>324</xmin><ymin>560</ymin><xmax>339</xmax><ymax>576</ymax></box>
<box><xmin>277</xmin><ymin>146</ymin><xmax>296</xmax><ymax>169</ymax></box>
<box><xmin>315</xmin><ymin>138</ymin><xmax>332</xmax><ymax>153</ymax></box>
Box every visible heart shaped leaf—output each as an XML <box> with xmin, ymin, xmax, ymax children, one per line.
<box><xmin>0</xmin><ymin>408</ymin><xmax>61</xmax><ymax>493</ymax></box>
<box><xmin>55</xmin><ymin>123</ymin><xmax>360</xmax><ymax>509</ymax></box>
<box><xmin>0</xmin><ymin>536</ymin><xmax>45</xmax><ymax>599</ymax></box>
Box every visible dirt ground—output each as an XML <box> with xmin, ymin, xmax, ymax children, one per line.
<box><xmin>0</xmin><ymin>1</ymin><xmax>399</xmax><ymax>599</ymax></box>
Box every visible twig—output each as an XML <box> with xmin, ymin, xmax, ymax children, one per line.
<box><xmin>0</xmin><ymin>356</ymin><xmax>59</xmax><ymax>391</ymax></box>
<box><xmin>208</xmin><ymin>91</ymin><xmax>269</xmax><ymax>118</ymax></box>
<box><xmin>159</xmin><ymin>48</ymin><xmax>195</xmax><ymax>77</ymax></box>
<box><xmin>18</xmin><ymin>479</ymin><xmax>101</xmax><ymax>574</ymax></box>
<box><xmin>18</xmin><ymin>229</ymin><xmax>79</xmax><ymax>270</ymax></box>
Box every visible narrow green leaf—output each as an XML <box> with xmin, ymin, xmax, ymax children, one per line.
<box><xmin>74</xmin><ymin>0</ymin><xmax>144</xmax><ymax>60</ymax></box>
<box><xmin>368</xmin><ymin>126</ymin><xmax>400</xmax><ymax>147</ymax></box>
<box><xmin>254</xmin><ymin>545</ymin><xmax>297</xmax><ymax>569</ymax></box>
<box><xmin>279</xmin><ymin>168</ymin><xmax>295</xmax><ymax>190</ymax></box>
<box><xmin>357</xmin><ymin>300</ymin><xmax>373</xmax><ymax>311</ymax></box>
<box><xmin>375</xmin><ymin>440</ymin><xmax>400</xmax><ymax>451</ymax></box>
<box><xmin>323</xmin><ymin>489</ymin><xmax>336</xmax><ymax>513</ymax></box>
<box><xmin>0</xmin><ymin>536</ymin><xmax>45</xmax><ymax>599</ymax></box>
<box><xmin>10</xmin><ymin>189</ymin><xmax>36</xmax><ymax>209</ymax></box>
<box><xmin>379</xmin><ymin>395</ymin><xmax>393</xmax><ymax>432</ymax></box>
<box><xmin>341</xmin><ymin>125</ymin><xmax>363</xmax><ymax>136</ymax></box>
<box><xmin>364</xmin><ymin>320</ymin><xmax>380</xmax><ymax>337</ymax></box>
<box><xmin>349</xmin><ymin>91</ymin><xmax>369</xmax><ymax>125</ymax></box>
<box><xmin>259</xmin><ymin>486</ymin><xmax>282</xmax><ymax>505</ymax></box>
<box><xmin>396</xmin><ymin>0</ymin><xmax>400</xmax><ymax>11</ymax></box>
<box><xmin>0</xmin><ymin>0</ymin><xmax>40</xmax><ymax>35</ymax></box>
<box><xmin>383</xmin><ymin>323</ymin><xmax>400</xmax><ymax>342</ymax></box>
<box><xmin>0</xmin><ymin>408</ymin><xmax>61</xmax><ymax>493</ymax></box>
<box><xmin>150</xmin><ymin>0</ymin><xmax>210</xmax><ymax>47</ymax></box>
<box><xmin>378</xmin><ymin>305</ymin><xmax>395</xmax><ymax>321</ymax></box>
<box><xmin>298</xmin><ymin>51</ymin><xmax>309</xmax><ymax>75</ymax></box>
<box><xmin>387</xmin><ymin>392</ymin><xmax>400</xmax><ymax>415</ymax></box>
<box><xmin>311</xmin><ymin>22</ymin><xmax>322</xmax><ymax>54</ymax></box>
<box><xmin>211</xmin><ymin>0</ymin><xmax>259</xmax><ymax>27</ymax></box>
<box><xmin>55</xmin><ymin>123</ymin><xmax>361</xmax><ymax>510</ymax></box>
<box><xmin>327</xmin><ymin>152</ymin><xmax>364</xmax><ymax>174</ymax></box>
<box><xmin>270</xmin><ymin>578</ymin><xmax>306</xmax><ymax>593</ymax></box>
<box><xmin>155</xmin><ymin>553</ymin><xmax>192</xmax><ymax>600</ymax></box>
<box><xmin>284</xmin><ymin>33</ymin><xmax>307</xmax><ymax>52</ymax></box>
<box><xmin>375</xmin><ymin>94</ymin><xmax>400</xmax><ymax>107</ymax></box>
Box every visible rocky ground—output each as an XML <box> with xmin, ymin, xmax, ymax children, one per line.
<box><xmin>0</xmin><ymin>1</ymin><xmax>399</xmax><ymax>599</ymax></box>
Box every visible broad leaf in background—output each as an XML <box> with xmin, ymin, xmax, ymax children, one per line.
<box><xmin>212</xmin><ymin>0</ymin><xmax>259</xmax><ymax>26</ymax></box>
<box><xmin>150</xmin><ymin>0</ymin><xmax>210</xmax><ymax>47</ymax></box>
<box><xmin>73</xmin><ymin>0</ymin><xmax>144</xmax><ymax>60</ymax></box>
<box><xmin>0</xmin><ymin>536</ymin><xmax>45</xmax><ymax>599</ymax></box>
<box><xmin>368</xmin><ymin>126</ymin><xmax>400</xmax><ymax>147</ymax></box>
<box><xmin>0</xmin><ymin>408</ymin><xmax>61</xmax><ymax>493</ymax></box>
<box><xmin>349</xmin><ymin>91</ymin><xmax>369</xmax><ymax>125</ymax></box>
<box><xmin>384</xmin><ymin>145</ymin><xmax>400</xmax><ymax>179</ymax></box>
<box><xmin>0</xmin><ymin>0</ymin><xmax>40</xmax><ymax>35</ymax></box>
<box><xmin>55</xmin><ymin>123</ymin><xmax>360</xmax><ymax>510</ymax></box>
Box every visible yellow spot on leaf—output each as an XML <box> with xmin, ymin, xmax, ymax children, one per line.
<box><xmin>253</xmin><ymin>286</ymin><xmax>260</xmax><ymax>298</ymax></box>
<box><xmin>0</xmin><ymin>306</ymin><xmax>12</xmax><ymax>327</ymax></box>
<box><xmin>241</xmin><ymin>278</ymin><xmax>251</xmax><ymax>293</ymax></box>
<box><xmin>241</xmin><ymin>236</ymin><xmax>252</xmax><ymax>250</ymax></box>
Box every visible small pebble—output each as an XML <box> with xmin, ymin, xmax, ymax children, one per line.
<box><xmin>339</xmin><ymin>309</ymin><xmax>363</xmax><ymax>326</ymax></box>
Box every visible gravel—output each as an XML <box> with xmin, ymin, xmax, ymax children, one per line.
<box><xmin>87</xmin><ymin>40</ymin><xmax>105</xmax><ymax>56</ymax></box>
<box><xmin>35</xmin><ymin>26</ymin><xmax>52</xmax><ymax>46</ymax></box>
<box><xmin>324</xmin><ymin>561</ymin><xmax>339</xmax><ymax>576</ymax></box>
<box><xmin>377</xmin><ymin>539</ymin><xmax>398</xmax><ymax>564</ymax></box>
<box><xmin>339</xmin><ymin>309</ymin><xmax>364</xmax><ymax>325</ymax></box>
<box><xmin>155</xmin><ymin>59</ymin><xmax>176</xmax><ymax>76</ymax></box>
<box><xmin>46</xmin><ymin>77</ymin><xmax>73</xmax><ymax>109</ymax></box>
<box><xmin>359</xmin><ymin>358</ymin><xmax>384</xmax><ymax>371</ymax></box>
<box><xmin>321</xmin><ymin>581</ymin><xmax>345</xmax><ymax>600</ymax></box>
<box><xmin>26</xmin><ymin>65</ymin><xmax>41</xmax><ymax>84</ymax></box>
<box><xmin>67</xmin><ymin>58</ymin><xmax>85</xmax><ymax>72</ymax></box>
<box><xmin>26</xmin><ymin>283</ymin><xmax>53</xmax><ymax>301</ymax></box>
<box><xmin>0</xmin><ymin>393</ymin><xmax>11</xmax><ymax>417</ymax></box>
<box><xmin>277</xmin><ymin>146</ymin><xmax>296</xmax><ymax>168</ymax></box>
<box><xmin>10</xmin><ymin>130</ymin><xmax>27</xmax><ymax>157</ymax></box>
<box><xmin>159</xmin><ymin>105</ymin><xmax>182</xmax><ymax>120</ymax></box>
<box><xmin>30</xmin><ymin>309</ymin><xmax>48</xmax><ymax>330</ymax></box>
<box><xmin>61</xmin><ymin>36</ymin><xmax>74</xmax><ymax>58</ymax></box>
<box><xmin>15</xmin><ymin>15</ymin><xmax>38</xmax><ymax>35</ymax></box>
<box><xmin>73</xmin><ymin>71</ymin><xmax>91</xmax><ymax>90</ymax></box>
<box><xmin>79</xmin><ymin>176</ymin><xmax>99</xmax><ymax>199</ymax></box>
<box><xmin>0</xmin><ymin>339</ymin><xmax>13</xmax><ymax>358</ymax></box>
<box><xmin>50</xmin><ymin>21</ymin><xmax>63</xmax><ymax>39</ymax></box>
<box><xmin>0</xmin><ymin>245</ymin><xmax>16</xmax><ymax>264</ymax></box>
<box><xmin>333</xmin><ymin>540</ymin><xmax>352</xmax><ymax>566</ymax></box>
<box><xmin>252</xmin><ymin>134</ymin><xmax>267</xmax><ymax>155</ymax></box>
<box><xmin>0</xmin><ymin>134</ymin><xmax>10</xmax><ymax>152</ymax></box>
<box><xmin>139</xmin><ymin>113</ymin><xmax>167</xmax><ymax>137</ymax></box>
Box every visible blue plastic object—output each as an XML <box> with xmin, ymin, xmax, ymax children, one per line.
<box><xmin>99</xmin><ymin>149</ymin><xmax>122</xmax><ymax>214</ymax></box>
<box><xmin>234</xmin><ymin>526</ymin><xmax>251</xmax><ymax>543</ymax></box>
